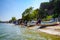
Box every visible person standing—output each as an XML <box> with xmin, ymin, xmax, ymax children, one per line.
<box><xmin>36</xmin><ymin>19</ymin><xmax>41</xmax><ymax>25</ymax></box>
<box><xmin>24</xmin><ymin>20</ymin><xmax>27</xmax><ymax>26</ymax></box>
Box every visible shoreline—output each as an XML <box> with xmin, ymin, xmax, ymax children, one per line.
<box><xmin>28</xmin><ymin>25</ymin><xmax>60</xmax><ymax>36</ymax></box>
<box><xmin>6</xmin><ymin>23</ymin><xmax>60</xmax><ymax>36</ymax></box>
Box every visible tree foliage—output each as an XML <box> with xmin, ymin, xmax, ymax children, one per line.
<box><xmin>38</xmin><ymin>0</ymin><xmax>60</xmax><ymax>20</ymax></box>
<box><xmin>22</xmin><ymin>0</ymin><xmax>60</xmax><ymax>21</ymax></box>
<box><xmin>38</xmin><ymin>2</ymin><xmax>49</xmax><ymax>19</ymax></box>
<box><xmin>22</xmin><ymin>7</ymin><xmax>33</xmax><ymax>21</ymax></box>
<box><xmin>31</xmin><ymin>9</ymin><xmax>39</xmax><ymax>20</ymax></box>
<box><xmin>11</xmin><ymin>17</ymin><xmax>16</xmax><ymax>21</ymax></box>
<box><xmin>9</xmin><ymin>17</ymin><xmax>16</xmax><ymax>23</ymax></box>
<box><xmin>22</xmin><ymin>7</ymin><xmax>39</xmax><ymax>21</ymax></box>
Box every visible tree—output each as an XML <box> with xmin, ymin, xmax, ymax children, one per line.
<box><xmin>38</xmin><ymin>2</ymin><xmax>49</xmax><ymax>19</ymax></box>
<box><xmin>22</xmin><ymin>7</ymin><xmax>33</xmax><ymax>21</ymax></box>
<box><xmin>11</xmin><ymin>17</ymin><xmax>16</xmax><ymax>21</ymax></box>
<box><xmin>31</xmin><ymin>9</ymin><xmax>39</xmax><ymax>20</ymax></box>
<box><xmin>49</xmin><ymin>0</ymin><xmax>60</xmax><ymax>18</ymax></box>
<box><xmin>38</xmin><ymin>0</ymin><xmax>60</xmax><ymax>20</ymax></box>
<box><xmin>9</xmin><ymin>17</ymin><xmax>16</xmax><ymax>23</ymax></box>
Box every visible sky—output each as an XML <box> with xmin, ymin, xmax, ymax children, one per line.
<box><xmin>0</xmin><ymin>0</ymin><xmax>49</xmax><ymax>21</ymax></box>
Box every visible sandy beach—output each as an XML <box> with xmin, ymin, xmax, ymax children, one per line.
<box><xmin>28</xmin><ymin>25</ymin><xmax>60</xmax><ymax>36</ymax></box>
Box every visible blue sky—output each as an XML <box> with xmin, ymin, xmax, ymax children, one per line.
<box><xmin>0</xmin><ymin>0</ymin><xmax>49</xmax><ymax>21</ymax></box>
